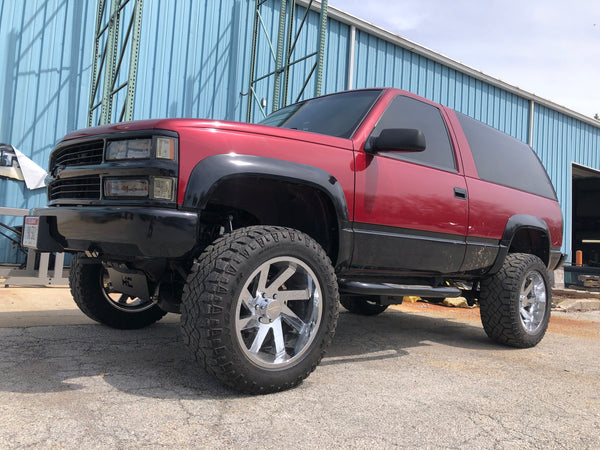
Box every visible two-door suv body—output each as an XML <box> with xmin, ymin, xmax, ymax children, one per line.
<box><xmin>25</xmin><ymin>88</ymin><xmax>565</xmax><ymax>393</ymax></box>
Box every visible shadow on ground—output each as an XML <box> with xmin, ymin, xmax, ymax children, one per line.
<box><xmin>0</xmin><ymin>308</ymin><xmax>499</xmax><ymax>398</ymax></box>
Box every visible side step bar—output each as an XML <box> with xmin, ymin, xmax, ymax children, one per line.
<box><xmin>338</xmin><ymin>280</ymin><xmax>461</xmax><ymax>300</ymax></box>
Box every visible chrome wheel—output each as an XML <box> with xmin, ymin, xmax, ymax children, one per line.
<box><xmin>101</xmin><ymin>270</ymin><xmax>157</xmax><ymax>313</ymax></box>
<box><xmin>519</xmin><ymin>270</ymin><xmax>547</xmax><ymax>333</ymax></box>
<box><xmin>235</xmin><ymin>256</ymin><xmax>323</xmax><ymax>369</ymax></box>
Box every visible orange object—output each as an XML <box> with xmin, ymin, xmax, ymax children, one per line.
<box><xmin>576</xmin><ymin>250</ymin><xmax>583</xmax><ymax>267</ymax></box>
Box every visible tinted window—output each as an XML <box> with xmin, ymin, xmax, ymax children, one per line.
<box><xmin>371</xmin><ymin>96</ymin><xmax>456</xmax><ymax>171</ymax></box>
<box><xmin>456</xmin><ymin>112</ymin><xmax>557</xmax><ymax>199</ymax></box>
<box><xmin>259</xmin><ymin>90</ymin><xmax>382</xmax><ymax>138</ymax></box>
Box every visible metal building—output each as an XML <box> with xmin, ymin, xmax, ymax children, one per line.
<box><xmin>1</xmin><ymin>0</ymin><xmax>599</xmax><ymax>269</ymax></box>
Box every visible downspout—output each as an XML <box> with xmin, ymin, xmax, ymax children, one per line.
<box><xmin>528</xmin><ymin>99</ymin><xmax>535</xmax><ymax>146</ymax></box>
<box><xmin>347</xmin><ymin>25</ymin><xmax>356</xmax><ymax>90</ymax></box>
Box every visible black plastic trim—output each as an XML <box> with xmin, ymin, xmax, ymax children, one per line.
<box><xmin>183</xmin><ymin>154</ymin><xmax>352</xmax><ymax>267</ymax></box>
<box><xmin>460</xmin><ymin>236</ymin><xmax>500</xmax><ymax>273</ymax></box>
<box><xmin>32</xmin><ymin>206</ymin><xmax>198</xmax><ymax>259</ymax></box>
<box><xmin>487</xmin><ymin>214</ymin><xmax>551</xmax><ymax>274</ymax></box>
<box><xmin>550</xmin><ymin>248</ymin><xmax>567</xmax><ymax>270</ymax></box>
<box><xmin>350</xmin><ymin>222</ymin><xmax>467</xmax><ymax>274</ymax></box>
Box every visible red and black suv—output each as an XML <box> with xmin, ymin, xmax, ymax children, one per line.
<box><xmin>25</xmin><ymin>88</ymin><xmax>565</xmax><ymax>393</ymax></box>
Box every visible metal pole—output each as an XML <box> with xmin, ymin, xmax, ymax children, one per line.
<box><xmin>100</xmin><ymin>0</ymin><xmax>122</xmax><ymax>125</ymax></box>
<box><xmin>88</xmin><ymin>0</ymin><xmax>106</xmax><ymax>126</ymax></box>
<box><xmin>282</xmin><ymin>0</ymin><xmax>296</xmax><ymax>108</ymax></box>
<box><xmin>123</xmin><ymin>0</ymin><xmax>143</xmax><ymax>122</ymax></box>
<box><xmin>246</xmin><ymin>0</ymin><xmax>261</xmax><ymax>122</ymax></box>
<box><xmin>314</xmin><ymin>0</ymin><xmax>328</xmax><ymax>97</ymax></box>
<box><xmin>272</xmin><ymin>0</ymin><xmax>288</xmax><ymax>112</ymax></box>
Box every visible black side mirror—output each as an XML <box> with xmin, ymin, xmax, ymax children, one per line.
<box><xmin>367</xmin><ymin>128</ymin><xmax>426</xmax><ymax>153</ymax></box>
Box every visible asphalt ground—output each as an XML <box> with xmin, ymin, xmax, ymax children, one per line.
<box><xmin>0</xmin><ymin>287</ymin><xmax>598</xmax><ymax>448</ymax></box>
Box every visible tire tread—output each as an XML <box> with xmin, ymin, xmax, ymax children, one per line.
<box><xmin>479</xmin><ymin>252</ymin><xmax>551</xmax><ymax>348</ymax></box>
<box><xmin>180</xmin><ymin>225</ymin><xmax>339</xmax><ymax>394</ymax></box>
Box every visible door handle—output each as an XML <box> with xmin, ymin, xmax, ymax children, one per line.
<box><xmin>454</xmin><ymin>187</ymin><xmax>467</xmax><ymax>200</ymax></box>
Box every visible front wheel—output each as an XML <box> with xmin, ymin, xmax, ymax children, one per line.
<box><xmin>69</xmin><ymin>254</ymin><xmax>167</xmax><ymax>329</ymax></box>
<box><xmin>479</xmin><ymin>253</ymin><xmax>551</xmax><ymax>348</ymax></box>
<box><xmin>180</xmin><ymin>226</ymin><xmax>339</xmax><ymax>394</ymax></box>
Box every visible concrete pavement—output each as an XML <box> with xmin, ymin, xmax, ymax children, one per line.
<box><xmin>0</xmin><ymin>287</ymin><xmax>598</xmax><ymax>448</ymax></box>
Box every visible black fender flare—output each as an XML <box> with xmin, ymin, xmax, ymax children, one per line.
<box><xmin>182</xmin><ymin>154</ymin><xmax>352</xmax><ymax>269</ymax></box>
<box><xmin>488</xmin><ymin>214</ymin><xmax>551</xmax><ymax>274</ymax></box>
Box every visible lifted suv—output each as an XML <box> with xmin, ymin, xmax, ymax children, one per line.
<box><xmin>26</xmin><ymin>88</ymin><xmax>564</xmax><ymax>393</ymax></box>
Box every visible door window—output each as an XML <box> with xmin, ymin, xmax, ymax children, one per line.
<box><xmin>371</xmin><ymin>96</ymin><xmax>456</xmax><ymax>172</ymax></box>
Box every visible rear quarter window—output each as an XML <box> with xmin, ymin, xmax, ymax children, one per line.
<box><xmin>456</xmin><ymin>112</ymin><xmax>557</xmax><ymax>200</ymax></box>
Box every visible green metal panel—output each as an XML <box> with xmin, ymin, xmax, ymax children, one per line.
<box><xmin>88</xmin><ymin>0</ymin><xmax>143</xmax><ymax>126</ymax></box>
<box><xmin>246</xmin><ymin>0</ymin><xmax>328</xmax><ymax>121</ymax></box>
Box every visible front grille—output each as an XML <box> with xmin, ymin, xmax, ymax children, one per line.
<box><xmin>49</xmin><ymin>176</ymin><xmax>101</xmax><ymax>201</ymax></box>
<box><xmin>51</xmin><ymin>140</ymin><xmax>104</xmax><ymax>169</ymax></box>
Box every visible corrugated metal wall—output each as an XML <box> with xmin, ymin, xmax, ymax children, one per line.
<box><xmin>1</xmin><ymin>0</ymin><xmax>599</xmax><ymax>263</ymax></box>
<box><xmin>0</xmin><ymin>0</ymin><xmax>95</xmax><ymax>263</ymax></box>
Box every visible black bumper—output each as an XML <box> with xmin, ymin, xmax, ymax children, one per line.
<box><xmin>31</xmin><ymin>206</ymin><xmax>199</xmax><ymax>258</ymax></box>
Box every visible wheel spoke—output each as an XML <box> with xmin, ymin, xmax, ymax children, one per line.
<box><xmin>265</xmin><ymin>266</ymin><xmax>296</xmax><ymax>296</ymax></box>
<box><xmin>117</xmin><ymin>294</ymin><xmax>130</xmax><ymax>305</ymax></box>
<box><xmin>239</xmin><ymin>288</ymin><xmax>254</xmax><ymax>311</ymax></box>
<box><xmin>272</xmin><ymin>319</ymin><xmax>288</xmax><ymax>361</ymax></box>
<box><xmin>276</xmin><ymin>289</ymin><xmax>310</xmax><ymax>302</ymax></box>
<box><xmin>256</xmin><ymin>266</ymin><xmax>269</xmax><ymax>292</ymax></box>
<box><xmin>520</xmin><ymin>306</ymin><xmax>532</xmax><ymax>324</ymax></box>
<box><xmin>249</xmin><ymin>324</ymin><xmax>270</xmax><ymax>353</ymax></box>
<box><xmin>522</xmin><ymin>279</ymin><xmax>534</xmax><ymax>298</ymax></box>
<box><xmin>237</xmin><ymin>315</ymin><xmax>257</xmax><ymax>331</ymax></box>
<box><xmin>281</xmin><ymin>304</ymin><xmax>306</xmax><ymax>332</ymax></box>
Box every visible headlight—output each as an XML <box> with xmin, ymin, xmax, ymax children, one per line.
<box><xmin>104</xmin><ymin>176</ymin><xmax>176</xmax><ymax>201</ymax></box>
<box><xmin>106</xmin><ymin>139</ymin><xmax>152</xmax><ymax>160</ymax></box>
<box><xmin>104</xmin><ymin>178</ymin><xmax>149</xmax><ymax>197</ymax></box>
<box><xmin>156</xmin><ymin>137</ymin><xmax>176</xmax><ymax>160</ymax></box>
<box><xmin>105</xmin><ymin>137</ymin><xmax>177</xmax><ymax>161</ymax></box>
<box><xmin>152</xmin><ymin>177</ymin><xmax>174</xmax><ymax>200</ymax></box>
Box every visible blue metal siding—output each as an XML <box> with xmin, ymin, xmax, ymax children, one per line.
<box><xmin>533</xmin><ymin>104</ymin><xmax>600</xmax><ymax>256</ymax></box>
<box><xmin>0</xmin><ymin>0</ymin><xmax>95</xmax><ymax>263</ymax></box>
<box><xmin>353</xmin><ymin>29</ymin><xmax>530</xmax><ymax>142</ymax></box>
<box><xmin>0</xmin><ymin>0</ymin><xmax>599</xmax><ymax>263</ymax></box>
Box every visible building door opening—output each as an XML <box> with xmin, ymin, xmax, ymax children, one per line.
<box><xmin>568</xmin><ymin>163</ymin><xmax>600</xmax><ymax>288</ymax></box>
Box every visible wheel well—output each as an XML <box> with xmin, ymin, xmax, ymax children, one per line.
<box><xmin>201</xmin><ymin>177</ymin><xmax>339</xmax><ymax>261</ymax></box>
<box><xmin>508</xmin><ymin>228</ymin><xmax>549</xmax><ymax>266</ymax></box>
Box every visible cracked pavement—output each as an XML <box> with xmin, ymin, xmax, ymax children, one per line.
<box><xmin>0</xmin><ymin>288</ymin><xmax>598</xmax><ymax>448</ymax></box>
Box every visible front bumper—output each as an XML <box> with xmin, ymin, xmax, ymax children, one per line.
<box><xmin>28</xmin><ymin>206</ymin><xmax>199</xmax><ymax>259</ymax></box>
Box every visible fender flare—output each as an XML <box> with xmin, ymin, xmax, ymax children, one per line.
<box><xmin>182</xmin><ymin>154</ymin><xmax>352</xmax><ymax>268</ymax></box>
<box><xmin>488</xmin><ymin>214</ymin><xmax>551</xmax><ymax>274</ymax></box>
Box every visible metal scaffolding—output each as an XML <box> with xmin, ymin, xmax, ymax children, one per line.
<box><xmin>87</xmin><ymin>0</ymin><xmax>144</xmax><ymax>126</ymax></box>
<box><xmin>246</xmin><ymin>0</ymin><xmax>328</xmax><ymax>122</ymax></box>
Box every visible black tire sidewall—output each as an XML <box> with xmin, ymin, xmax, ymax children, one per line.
<box><xmin>480</xmin><ymin>253</ymin><xmax>551</xmax><ymax>348</ymax></box>
<box><xmin>340</xmin><ymin>295</ymin><xmax>388</xmax><ymax>316</ymax></box>
<box><xmin>70</xmin><ymin>254</ymin><xmax>166</xmax><ymax>329</ymax></box>
<box><xmin>181</xmin><ymin>226</ymin><xmax>339</xmax><ymax>393</ymax></box>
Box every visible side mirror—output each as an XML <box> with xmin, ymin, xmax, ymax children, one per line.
<box><xmin>367</xmin><ymin>128</ymin><xmax>426</xmax><ymax>153</ymax></box>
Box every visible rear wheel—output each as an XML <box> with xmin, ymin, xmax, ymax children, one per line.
<box><xmin>180</xmin><ymin>226</ymin><xmax>338</xmax><ymax>394</ymax></box>
<box><xmin>339</xmin><ymin>295</ymin><xmax>388</xmax><ymax>316</ymax></box>
<box><xmin>69</xmin><ymin>254</ymin><xmax>166</xmax><ymax>329</ymax></box>
<box><xmin>479</xmin><ymin>253</ymin><xmax>551</xmax><ymax>348</ymax></box>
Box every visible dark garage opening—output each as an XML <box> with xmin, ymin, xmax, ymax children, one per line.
<box><xmin>566</xmin><ymin>163</ymin><xmax>600</xmax><ymax>288</ymax></box>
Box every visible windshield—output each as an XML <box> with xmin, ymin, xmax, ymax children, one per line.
<box><xmin>259</xmin><ymin>90</ymin><xmax>382</xmax><ymax>138</ymax></box>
